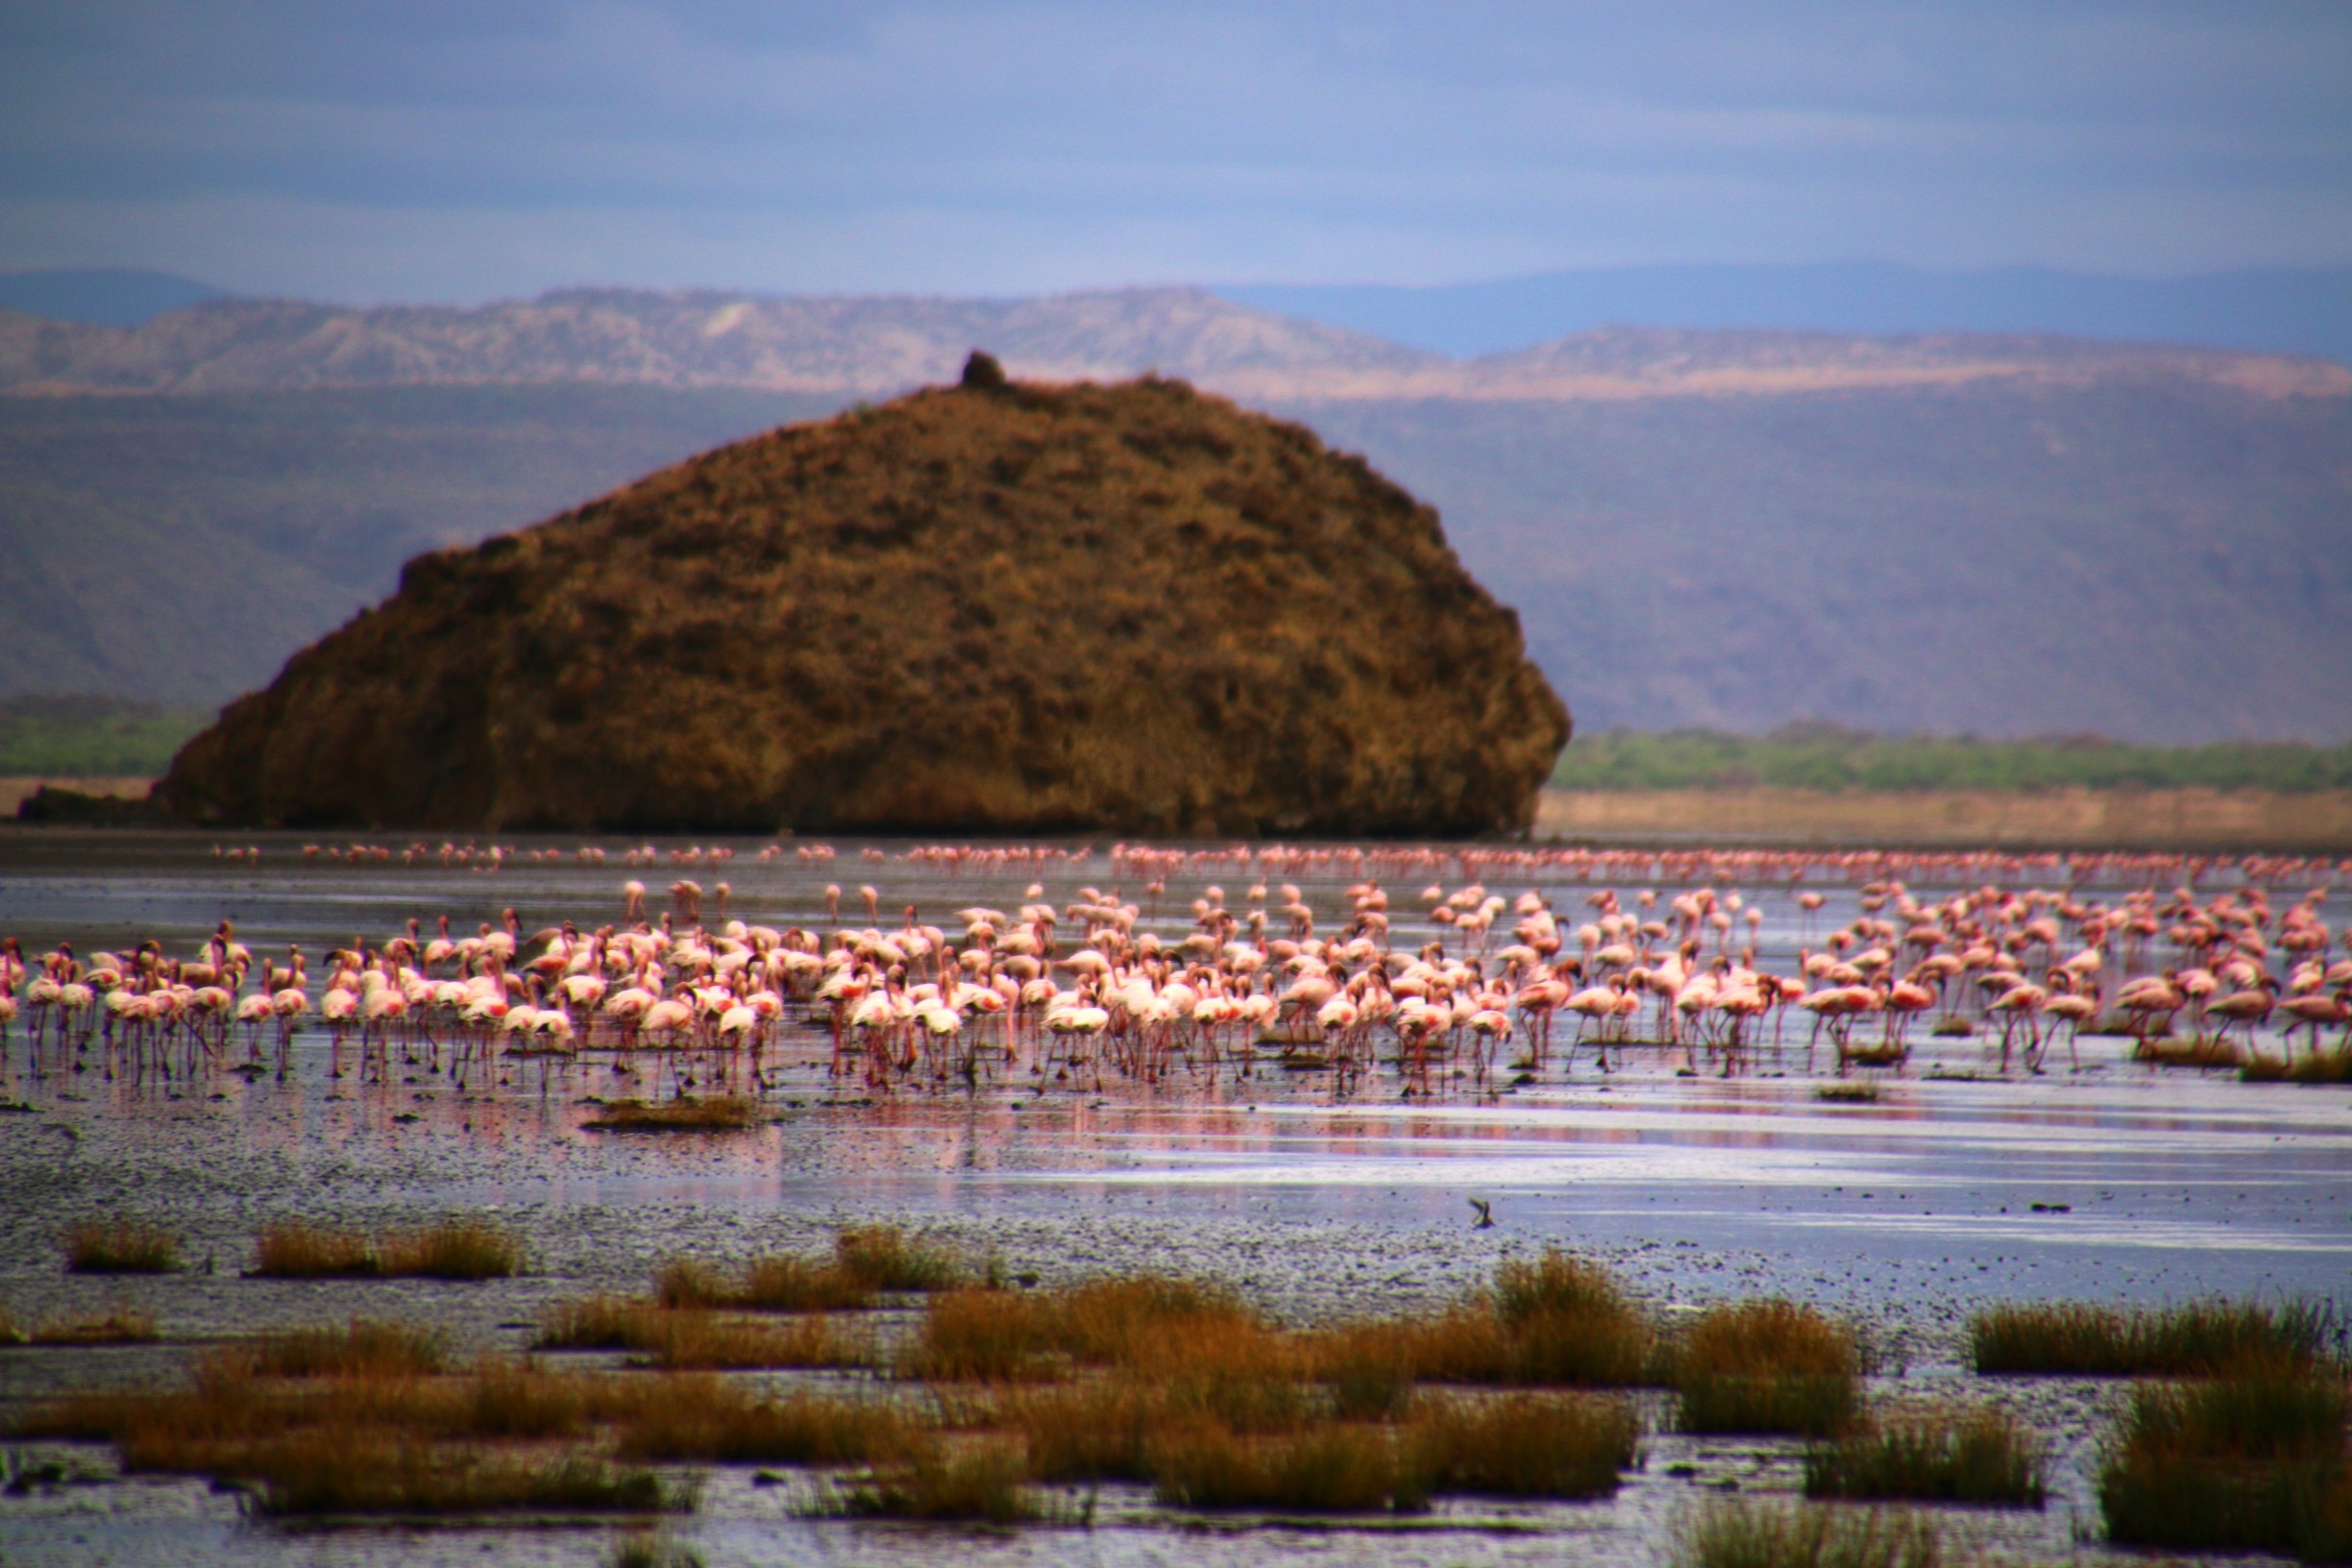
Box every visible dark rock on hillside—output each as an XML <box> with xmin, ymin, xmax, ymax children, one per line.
<box><xmin>159</xmin><ymin>370</ymin><xmax>1567</xmax><ymax>835</ymax></box>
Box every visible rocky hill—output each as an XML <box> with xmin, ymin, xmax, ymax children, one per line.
<box><xmin>159</xmin><ymin>362</ymin><xmax>1567</xmax><ymax>835</ymax></box>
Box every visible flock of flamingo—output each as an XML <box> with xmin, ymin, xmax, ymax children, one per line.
<box><xmin>2</xmin><ymin>841</ymin><xmax>2346</xmax><ymax>1099</ymax></box>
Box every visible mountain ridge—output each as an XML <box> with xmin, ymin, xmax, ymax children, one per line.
<box><xmin>5</xmin><ymin>287</ymin><xmax>2343</xmax><ymax>404</ymax></box>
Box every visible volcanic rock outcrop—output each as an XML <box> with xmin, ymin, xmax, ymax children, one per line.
<box><xmin>159</xmin><ymin>359</ymin><xmax>1569</xmax><ymax>835</ymax></box>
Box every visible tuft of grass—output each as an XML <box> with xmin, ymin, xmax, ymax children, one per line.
<box><xmin>252</xmin><ymin>1221</ymin><xmax>379</xmax><ymax>1278</ymax></box>
<box><xmin>2141</xmin><ymin>1036</ymin><xmax>2242</xmax><ymax>1069</ymax></box>
<box><xmin>901</xmin><ymin>1287</ymin><xmax>1061</xmax><ymax>1382</ymax></box>
<box><xmin>2242</xmin><ymin>1048</ymin><xmax>2352</xmax><ymax>1085</ymax></box>
<box><xmin>0</xmin><ymin>1304</ymin><xmax>19</xmax><ymax>1345</ymax></box>
<box><xmin>644</xmin><ymin>1311</ymin><xmax>872</xmax><ymax>1372</ymax></box>
<box><xmin>608</xmin><ymin>1531</ymin><xmax>704</xmax><ymax>1568</ymax></box>
<box><xmin>30</xmin><ymin>1306</ymin><xmax>159</xmax><ymax>1345</ymax></box>
<box><xmin>1149</xmin><ymin>1422</ymin><xmax>1425</xmax><ymax>1513</ymax></box>
<box><xmin>1804</xmin><ymin>1409</ymin><xmax>2046</xmax><ymax>1507</ymax></box>
<box><xmin>654</xmin><ymin>1254</ymin><xmax>874</xmax><ymax>1312</ymax></box>
<box><xmin>251</xmin><ymin>1219</ymin><xmax>519</xmax><ymax>1280</ymax></box>
<box><xmin>64</xmin><ymin>1218</ymin><xmax>181</xmax><ymax>1274</ymax></box>
<box><xmin>1672</xmin><ymin>1497</ymin><xmax>1946</xmax><ymax>1568</ymax></box>
<box><xmin>1409</xmin><ymin>1391</ymin><xmax>1640</xmax><ymax>1499</ymax></box>
<box><xmin>817</xmin><ymin>1440</ymin><xmax>1041</xmax><ymax>1523</ymax></box>
<box><xmin>1814</xmin><ymin>1083</ymin><xmax>1880</xmax><ymax>1103</ymax></box>
<box><xmin>744</xmin><ymin>1254</ymin><xmax>875</xmax><ymax>1311</ymax></box>
<box><xmin>1670</xmin><ymin>1301</ymin><xmax>1859</xmax><ymax>1437</ymax></box>
<box><xmin>992</xmin><ymin>1381</ymin><xmax>1159</xmax><ymax>1482</ymax></box>
<box><xmin>1490</xmin><ymin>1251</ymin><xmax>1656</xmax><ymax>1385</ymax></box>
<box><xmin>380</xmin><ymin>1219</ymin><xmax>522</xmax><ymax>1280</ymax></box>
<box><xmin>834</xmin><ymin>1226</ymin><xmax>963</xmax><ymax>1292</ymax></box>
<box><xmin>583</xmin><ymin>1096</ymin><xmax>761</xmax><ymax>1133</ymax></box>
<box><xmin>250</xmin><ymin>1439</ymin><xmax>677</xmax><ymax>1518</ymax></box>
<box><xmin>1971</xmin><ymin>1298</ymin><xmax>2332</xmax><ymax>1377</ymax></box>
<box><xmin>615</xmin><ymin>1379</ymin><xmax>912</xmax><ymax>1464</ymax></box>
<box><xmin>2098</xmin><ymin>1360</ymin><xmax>2351</xmax><ymax>1556</ymax></box>
<box><xmin>243</xmin><ymin>1319</ymin><xmax>447</xmax><ymax>1379</ymax></box>
<box><xmin>539</xmin><ymin>1295</ymin><xmax>661</xmax><ymax>1351</ymax></box>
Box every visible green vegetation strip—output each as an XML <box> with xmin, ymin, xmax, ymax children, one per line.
<box><xmin>1552</xmin><ymin>723</ymin><xmax>2352</xmax><ymax>794</ymax></box>
<box><xmin>0</xmin><ymin>696</ymin><xmax>208</xmax><ymax>777</ymax></box>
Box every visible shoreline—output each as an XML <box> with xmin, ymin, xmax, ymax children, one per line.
<box><xmin>1538</xmin><ymin>784</ymin><xmax>2352</xmax><ymax>850</ymax></box>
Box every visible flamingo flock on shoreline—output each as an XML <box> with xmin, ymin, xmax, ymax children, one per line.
<box><xmin>3</xmin><ymin>840</ymin><xmax>2347</xmax><ymax>1099</ymax></box>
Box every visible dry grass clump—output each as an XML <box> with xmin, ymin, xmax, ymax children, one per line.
<box><xmin>834</xmin><ymin>1226</ymin><xmax>964</xmax><ymax>1292</ymax></box>
<box><xmin>534</xmin><ymin>1294</ymin><xmax>869</xmax><ymax>1369</ymax></box>
<box><xmin>583</xmin><ymin>1096</ymin><xmax>760</xmax><ymax>1132</ymax></box>
<box><xmin>1804</xmin><ymin>1409</ymin><xmax>2046</xmax><ymax>1507</ymax></box>
<box><xmin>248</xmin><ymin>1438</ymin><xmax>674</xmax><ymax>1518</ymax></box>
<box><xmin>1673</xmin><ymin>1498</ymin><xmax>1946</xmax><ymax>1568</ymax></box>
<box><xmin>64</xmin><ymin>1218</ymin><xmax>181</xmax><ymax>1274</ymax></box>
<box><xmin>252</xmin><ymin>1221</ymin><xmax>380</xmax><ymax>1278</ymax></box>
<box><xmin>608</xmin><ymin>1531</ymin><xmax>705</xmax><ymax>1568</ymax></box>
<box><xmin>1814</xmin><ymin>1082</ymin><xmax>1880</xmax><ymax>1103</ymax></box>
<box><xmin>1971</xmin><ymin>1298</ymin><xmax>2331</xmax><ymax>1376</ymax></box>
<box><xmin>251</xmin><ymin>1217</ymin><xmax>520</xmax><ymax>1280</ymax></box>
<box><xmin>815</xmin><ymin>1440</ymin><xmax>1041</xmax><ymax>1523</ymax></box>
<box><xmin>902</xmin><ymin>1286</ymin><xmax>1065</xmax><ymax>1382</ymax></box>
<box><xmin>0</xmin><ymin>1303</ymin><xmax>19</xmax><ymax>1345</ymax></box>
<box><xmin>903</xmin><ymin>1275</ymin><xmax>1274</xmax><ymax>1385</ymax></box>
<box><xmin>655</xmin><ymin>1251</ymin><xmax>877</xmax><ymax>1313</ymax></box>
<box><xmin>1304</xmin><ymin>1250</ymin><xmax>1655</xmax><ymax>1393</ymax></box>
<box><xmin>2098</xmin><ymin>1359</ymin><xmax>2351</xmax><ymax>1557</ymax></box>
<box><xmin>2242</xmin><ymin>1048</ymin><xmax>2352</xmax><ymax>1085</ymax></box>
<box><xmin>242</xmin><ymin>1318</ymin><xmax>447</xmax><ymax>1378</ymax></box>
<box><xmin>2139</xmin><ymin>1036</ymin><xmax>2242</xmax><ymax>1069</ymax></box>
<box><xmin>1409</xmin><ymin>1392</ymin><xmax>1640</xmax><ymax>1499</ymax></box>
<box><xmin>615</xmin><ymin>1378</ymin><xmax>913</xmax><ymax>1464</ymax></box>
<box><xmin>380</xmin><ymin>1219</ymin><xmax>523</xmax><ymax>1279</ymax></box>
<box><xmin>539</xmin><ymin>1295</ymin><xmax>660</xmax><ymax>1350</ymax></box>
<box><xmin>989</xmin><ymin>1382</ymin><xmax>1161</xmax><ymax>1482</ymax></box>
<box><xmin>30</xmin><ymin>1306</ymin><xmax>159</xmax><ymax>1345</ymax></box>
<box><xmin>1149</xmin><ymin>1422</ymin><xmax>1426</xmax><ymax>1513</ymax></box>
<box><xmin>644</xmin><ymin>1311</ymin><xmax>872</xmax><ymax>1371</ymax></box>
<box><xmin>1669</xmin><ymin>1301</ymin><xmax>1859</xmax><ymax>1437</ymax></box>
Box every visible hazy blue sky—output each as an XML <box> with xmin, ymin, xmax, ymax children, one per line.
<box><xmin>4</xmin><ymin>0</ymin><xmax>2347</xmax><ymax>303</ymax></box>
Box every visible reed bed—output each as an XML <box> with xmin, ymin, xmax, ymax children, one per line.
<box><xmin>28</xmin><ymin>1306</ymin><xmax>158</xmax><ymax>1345</ymax></box>
<box><xmin>1803</xmin><ymin>1409</ymin><xmax>2046</xmax><ymax>1507</ymax></box>
<box><xmin>2098</xmin><ymin>1358</ymin><xmax>2352</xmax><ymax>1557</ymax></box>
<box><xmin>1668</xmin><ymin>1301</ymin><xmax>1859</xmax><ymax>1437</ymax></box>
<box><xmin>63</xmin><ymin>1218</ymin><xmax>181</xmax><ymax>1274</ymax></box>
<box><xmin>582</xmin><ymin>1096</ymin><xmax>760</xmax><ymax>1132</ymax></box>
<box><xmin>1971</xmin><ymin>1298</ymin><xmax>2332</xmax><ymax>1376</ymax></box>
<box><xmin>251</xmin><ymin>1217</ymin><xmax>521</xmax><ymax>1280</ymax></box>
<box><xmin>1673</xmin><ymin>1498</ymin><xmax>1947</xmax><ymax>1568</ymax></box>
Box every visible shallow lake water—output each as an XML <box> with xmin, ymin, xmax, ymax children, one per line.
<box><xmin>1</xmin><ymin>830</ymin><xmax>2346</xmax><ymax>1566</ymax></box>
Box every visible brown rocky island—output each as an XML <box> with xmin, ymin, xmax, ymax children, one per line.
<box><xmin>160</xmin><ymin>355</ymin><xmax>1568</xmax><ymax>835</ymax></box>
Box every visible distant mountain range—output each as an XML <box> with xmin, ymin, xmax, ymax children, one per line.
<box><xmin>5</xmin><ymin>285</ymin><xmax>2342</xmax><ymax>403</ymax></box>
<box><xmin>1</xmin><ymin>283</ymin><xmax>2346</xmax><ymax>745</ymax></box>
<box><xmin>1223</xmin><ymin>262</ymin><xmax>2352</xmax><ymax>365</ymax></box>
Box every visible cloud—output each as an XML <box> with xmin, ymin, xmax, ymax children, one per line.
<box><xmin>3</xmin><ymin>0</ymin><xmax>2346</xmax><ymax>299</ymax></box>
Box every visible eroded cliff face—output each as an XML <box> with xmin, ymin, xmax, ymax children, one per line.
<box><xmin>160</xmin><ymin>364</ymin><xmax>1568</xmax><ymax>836</ymax></box>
